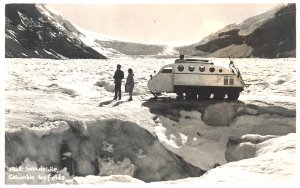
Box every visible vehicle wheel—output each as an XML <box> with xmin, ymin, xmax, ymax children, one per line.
<box><xmin>150</xmin><ymin>91</ymin><xmax>161</xmax><ymax>99</ymax></box>
<box><xmin>214</xmin><ymin>90</ymin><xmax>225</xmax><ymax>100</ymax></box>
<box><xmin>176</xmin><ymin>92</ymin><xmax>184</xmax><ymax>100</ymax></box>
<box><xmin>185</xmin><ymin>92</ymin><xmax>197</xmax><ymax>100</ymax></box>
<box><xmin>227</xmin><ymin>90</ymin><xmax>240</xmax><ymax>100</ymax></box>
<box><xmin>198</xmin><ymin>91</ymin><xmax>211</xmax><ymax>101</ymax></box>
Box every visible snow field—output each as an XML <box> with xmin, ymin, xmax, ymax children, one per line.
<box><xmin>5</xmin><ymin>57</ymin><xmax>296</xmax><ymax>185</ymax></box>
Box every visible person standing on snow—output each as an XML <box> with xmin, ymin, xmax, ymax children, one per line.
<box><xmin>125</xmin><ymin>68</ymin><xmax>134</xmax><ymax>101</ymax></box>
<box><xmin>113</xmin><ymin>64</ymin><xmax>124</xmax><ymax>100</ymax></box>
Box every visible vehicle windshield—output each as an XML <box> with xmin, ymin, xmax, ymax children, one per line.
<box><xmin>161</xmin><ymin>67</ymin><xmax>172</xmax><ymax>73</ymax></box>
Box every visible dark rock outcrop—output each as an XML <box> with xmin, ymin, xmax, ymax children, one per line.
<box><xmin>196</xmin><ymin>29</ymin><xmax>245</xmax><ymax>53</ymax></box>
<box><xmin>177</xmin><ymin>4</ymin><xmax>296</xmax><ymax>58</ymax></box>
<box><xmin>245</xmin><ymin>4</ymin><xmax>296</xmax><ymax>58</ymax></box>
<box><xmin>5</xmin><ymin>4</ymin><xmax>106</xmax><ymax>59</ymax></box>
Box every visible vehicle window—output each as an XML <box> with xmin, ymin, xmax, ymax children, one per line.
<box><xmin>230</xmin><ymin>77</ymin><xmax>234</xmax><ymax>85</ymax></box>
<box><xmin>177</xmin><ymin>65</ymin><xmax>184</xmax><ymax>72</ymax></box>
<box><xmin>224</xmin><ymin>76</ymin><xmax>228</xmax><ymax>85</ymax></box>
<box><xmin>188</xmin><ymin>66</ymin><xmax>195</xmax><ymax>72</ymax></box>
<box><xmin>209</xmin><ymin>67</ymin><xmax>215</xmax><ymax>72</ymax></box>
<box><xmin>161</xmin><ymin>68</ymin><xmax>172</xmax><ymax>73</ymax></box>
<box><xmin>199</xmin><ymin>65</ymin><xmax>205</xmax><ymax>72</ymax></box>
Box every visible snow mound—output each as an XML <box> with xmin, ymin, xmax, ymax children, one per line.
<box><xmin>158</xmin><ymin>133</ymin><xmax>296</xmax><ymax>186</ymax></box>
<box><xmin>203</xmin><ymin>102</ymin><xmax>236</xmax><ymax>126</ymax></box>
<box><xmin>145</xmin><ymin>100</ymin><xmax>295</xmax><ymax>171</ymax></box>
<box><xmin>47</xmin><ymin>83</ymin><xmax>79</xmax><ymax>97</ymax></box>
<box><xmin>5</xmin><ymin>158</ymin><xmax>71</xmax><ymax>185</ymax></box>
<box><xmin>98</xmin><ymin>157</ymin><xmax>135</xmax><ymax>177</ymax></box>
<box><xmin>225</xmin><ymin>134</ymin><xmax>278</xmax><ymax>162</ymax></box>
<box><xmin>68</xmin><ymin>175</ymin><xmax>144</xmax><ymax>185</ymax></box>
<box><xmin>95</xmin><ymin>80</ymin><xmax>115</xmax><ymax>92</ymax></box>
<box><xmin>202</xmin><ymin>133</ymin><xmax>296</xmax><ymax>185</ymax></box>
<box><xmin>5</xmin><ymin>119</ymin><xmax>204</xmax><ymax>184</ymax></box>
<box><xmin>230</xmin><ymin>114</ymin><xmax>295</xmax><ymax>136</ymax></box>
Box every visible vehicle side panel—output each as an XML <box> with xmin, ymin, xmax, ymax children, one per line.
<box><xmin>173</xmin><ymin>73</ymin><xmax>243</xmax><ymax>87</ymax></box>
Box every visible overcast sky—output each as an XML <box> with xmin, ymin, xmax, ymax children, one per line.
<box><xmin>49</xmin><ymin>3</ymin><xmax>280</xmax><ymax>45</ymax></box>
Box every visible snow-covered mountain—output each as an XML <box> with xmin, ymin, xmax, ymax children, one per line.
<box><xmin>95</xmin><ymin>40</ymin><xmax>175</xmax><ymax>56</ymax></box>
<box><xmin>176</xmin><ymin>4</ymin><xmax>296</xmax><ymax>58</ymax></box>
<box><xmin>5</xmin><ymin>4</ymin><xmax>107</xmax><ymax>59</ymax></box>
<box><xmin>69</xmin><ymin>26</ymin><xmax>177</xmax><ymax>57</ymax></box>
<box><xmin>5</xmin><ymin>4</ymin><xmax>176</xmax><ymax>59</ymax></box>
<box><xmin>5</xmin><ymin>4</ymin><xmax>296</xmax><ymax>59</ymax></box>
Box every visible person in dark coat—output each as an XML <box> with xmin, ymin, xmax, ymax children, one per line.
<box><xmin>125</xmin><ymin>68</ymin><xmax>134</xmax><ymax>101</ymax></box>
<box><xmin>113</xmin><ymin>64</ymin><xmax>124</xmax><ymax>100</ymax></box>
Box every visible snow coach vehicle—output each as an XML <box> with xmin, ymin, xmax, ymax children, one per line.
<box><xmin>148</xmin><ymin>55</ymin><xmax>246</xmax><ymax>100</ymax></box>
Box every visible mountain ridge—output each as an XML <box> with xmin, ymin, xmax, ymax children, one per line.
<box><xmin>176</xmin><ymin>3</ymin><xmax>296</xmax><ymax>58</ymax></box>
<box><xmin>5</xmin><ymin>4</ymin><xmax>107</xmax><ymax>59</ymax></box>
<box><xmin>5</xmin><ymin>4</ymin><xmax>296</xmax><ymax>59</ymax></box>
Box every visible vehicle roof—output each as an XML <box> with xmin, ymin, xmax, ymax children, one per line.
<box><xmin>162</xmin><ymin>59</ymin><xmax>230</xmax><ymax>69</ymax></box>
<box><xmin>175</xmin><ymin>59</ymin><xmax>212</xmax><ymax>64</ymax></box>
<box><xmin>174</xmin><ymin>58</ymin><xmax>231</xmax><ymax>68</ymax></box>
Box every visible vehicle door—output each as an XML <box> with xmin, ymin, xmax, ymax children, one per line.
<box><xmin>151</xmin><ymin>66</ymin><xmax>174</xmax><ymax>92</ymax></box>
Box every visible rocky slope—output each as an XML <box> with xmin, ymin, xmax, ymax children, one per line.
<box><xmin>176</xmin><ymin>4</ymin><xmax>296</xmax><ymax>58</ymax></box>
<box><xmin>5</xmin><ymin>4</ymin><xmax>173</xmax><ymax>58</ymax></box>
<box><xmin>5</xmin><ymin>4</ymin><xmax>296</xmax><ymax>59</ymax></box>
<box><xmin>5</xmin><ymin>4</ymin><xmax>106</xmax><ymax>59</ymax></box>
